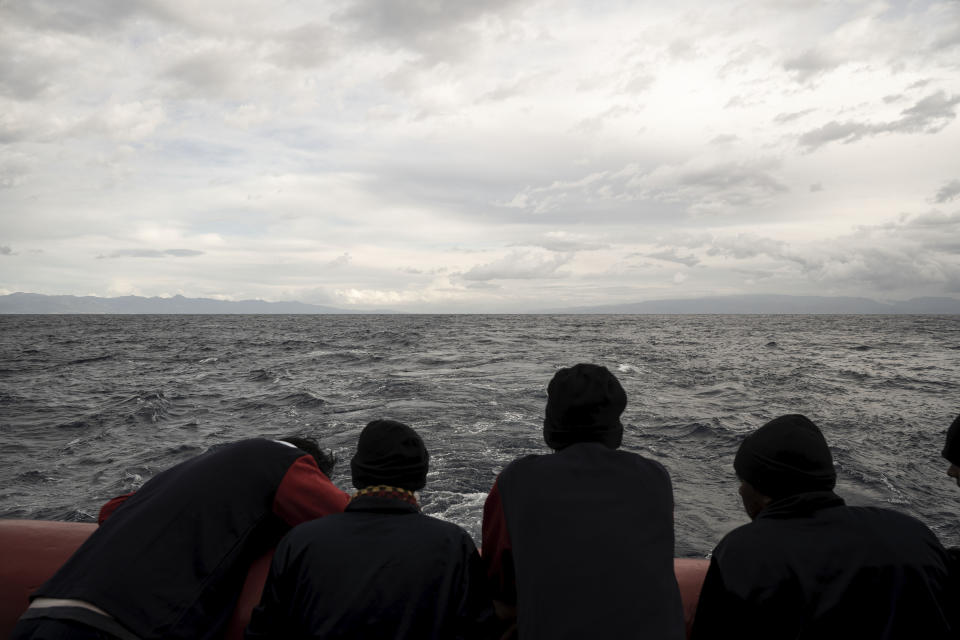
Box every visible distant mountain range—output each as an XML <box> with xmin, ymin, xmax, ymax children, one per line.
<box><xmin>539</xmin><ymin>294</ymin><xmax>960</xmax><ymax>314</ymax></box>
<box><xmin>1</xmin><ymin>292</ymin><xmax>959</xmax><ymax>314</ymax></box>
<box><xmin>0</xmin><ymin>293</ymin><xmax>362</xmax><ymax>314</ymax></box>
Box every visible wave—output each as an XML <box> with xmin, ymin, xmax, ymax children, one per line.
<box><xmin>281</xmin><ymin>392</ymin><xmax>326</xmax><ymax>409</ymax></box>
<box><xmin>63</xmin><ymin>354</ymin><xmax>117</xmax><ymax>366</ymax></box>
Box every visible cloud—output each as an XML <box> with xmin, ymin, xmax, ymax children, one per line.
<box><xmin>99</xmin><ymin>249</ymin><xmax>205</xmax><ymax>259</ymax></box>
<box><xmin>783</xmin><ymin>48</ymin><xmax>842</xmax><ymax>83</ymax></box>
<box><xmin>333</xmin><ymin>0</ymin><xmax>527</xmax><ymax>62</ymax></box>
<box><xmin>326</xmin><ymin>253</ymin><xmax>351</xmax><ymax>268</ymax></box>
<box><xmin>0</xmin><ymin>246</ymin><xmax>12</xmax><ymax>255</ymax></box>
<box><xmin>505</xmin><ymin>159</ymin><xmax>788</xmax><ymax>219</ymax></box>
<box><xmin>643</xmin><ymin>249</ymin><xmax>700</xmax><ymax>267</ymax></box>
<box><xmin>773</xmin><ymin>109</ymin><xmax>815</xmax><ymax>125</ymax></box>
<box><xmin>267</xmin><ymin>22</ymin><xmax>336</xmax><ymax>69</ymax></box>
<box><xmin>705</xmin><ymin>234</ymin><xmax>788</xmax><ymax>260</ymax></box>
<box><xmin>709</xmin><ymin>134</ymin><xmax>738</xmax><ymax>145</ymax></box>
<box><xmin>528</xmin><ymin>232</ymin><xmax>606</xmax><ymax>252</ymax></box>
<box><xmin>799</xmin><ymin>91</ymin><xmax>960</xmax><ymax>150</ymax></box>
<box><xmin>460</xmin><ymin>249</ymin><xmax>572</xmax><ymax>281</ymax></box>
<box><xmin>934</xmin><ymin>180</ymin><xmax>960</xmax><ymax>204</ymax></box>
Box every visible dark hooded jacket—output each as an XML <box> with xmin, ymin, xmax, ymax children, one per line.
<box><xmin>691</xmin><ymin>491</ymin><xmax>956</xmax><ymax>640</ymax></box>
<box><xmin>483</xmin><ymin>442</ymin><xmax>685</xmax><ymax>640</ymax></box>
<box><xmin>244</xmin><ymin>494</ymin><xmax>494</xmax><ymax>640</ymax></box>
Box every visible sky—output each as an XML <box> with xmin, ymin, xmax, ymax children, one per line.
<box><xmin>1</xmin><ymin>0</ymin><xmax>959</xmax><ymax>312</ymax></box>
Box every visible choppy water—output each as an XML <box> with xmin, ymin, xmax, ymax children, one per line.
<box><xmin>1</xmin><ymin>314</ymin><xmax>958</xmax><ymax>555</ymax></box>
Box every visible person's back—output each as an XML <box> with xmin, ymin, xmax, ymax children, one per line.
<box><xmin>246</xmin><ymin>420</ymin><xmax>495</xmax><ymax>640</ymax></box>
<box><xmin>483</xmin><ymin>364</ymin><xmax>685</xmax><ymax>640</ymax></box>
<box><xmin>16</xmin><ymin>438</ymin><xmax>349</xmax><ymax>640</ymax></box>
<box><xmin>495</xmin><ymin>443</ymin><xmax>680</xmax><ymax>638</ymax></box>
<box><xmin>692</xmin><ymin>415</ymin><xmax>955</xmax><ymax>640</ymax></box>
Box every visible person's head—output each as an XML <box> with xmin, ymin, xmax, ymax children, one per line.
<box><xmin>733</xmin><ymin>414</ymin><xmax>836</xmax><ymax>519</ymax></box>
<box><xmin>280</xmin><ymin>436</ymin><xmax>336</xmax><ymax>478</ymax></box>
<box><xmin>942</xmin><ymin>414</ymin><xmax>960</xmax><ymax>487</ymax></box>
<box><xmin>350</xmin><ymin>419</ymin><xmax>429</xmax><ymax>491</ymax></box>
<box><xmin>543</xmin><ymin>363</ymin><xmax>626</xmax><ymax>451</ymax></box>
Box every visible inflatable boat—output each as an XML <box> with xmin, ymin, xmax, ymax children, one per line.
<box><xmin>0</xmin><ymin>519</ymin><xmax>709</xmax><ymax>639</ymax></box>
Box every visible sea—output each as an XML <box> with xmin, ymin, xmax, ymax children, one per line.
<box><xmin>1</xmin><ymin>314</ymin><xmax>958</xmax><ymax>556</ymax></box>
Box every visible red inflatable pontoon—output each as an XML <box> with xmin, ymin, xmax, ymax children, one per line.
<box><xmin>0</xmin><ymin>519</ymin><xmax>708</xmax><ymax>638</ymax></box>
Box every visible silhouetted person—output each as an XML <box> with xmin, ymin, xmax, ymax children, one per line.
<box><xmin>943</xmin><ymin>414</ymin><xmax>960</xmax><ymax>487</ymax></box>
<box><xmin>245</xmin><ymin>419</ymin><xmax>496</xmax><ymax>639</ymax></box>
<box><xmin>482</xmin><ymin>364</ymin><xmax>685</xmax><ymax>640</ymax></box>
<box><xmin>11</xmin><ymin>437</ymin><xmax>349</xmax><ymax>640</ymax></box>
<box><xmin>692</xmin><ymin>414</ymin><xmax>955</xmax><ymax>640</ymax></box>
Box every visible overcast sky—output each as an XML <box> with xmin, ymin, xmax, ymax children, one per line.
<box><xmin>1</xmin><ymin>0</ymin><xmax>959</xmax><ymax>312</ymax></box>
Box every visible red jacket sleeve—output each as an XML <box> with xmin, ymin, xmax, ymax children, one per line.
<box><xmin>272</xmin><ymin>455</ymin><xmax>350</xmax><ymax>527</ymax></box>
<box><xmin>481</xmin><ymin>478</ymin><xmax>516</xmax><ymax>605</ymax></box>
<box><xmin>98</xmin><ymin>492</ymin><xmax>135</xmax><ymax>524</ymax></box>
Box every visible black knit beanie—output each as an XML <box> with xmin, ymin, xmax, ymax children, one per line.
<box><xmin>943</xmin><ymin>414</ymin><xmax>960</xmax><ymax>466</ymax></box>
<box><xmin>543</xmin><ymin>364</ymin><xmax>626</xmax><ymax>450</ymax></box>
<box><xmin>734</xmin><ymin>414</ymin><xmax>836</xmax><ymax>500</ymax></box>
<box><xmin>350</xmin><ymin>419</ymin><xmax>429</xmax><ymax>491</ymax></box>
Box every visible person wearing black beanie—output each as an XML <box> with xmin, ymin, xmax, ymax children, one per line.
<box><xmin>692</xmin><ymin>414</ymin><xmax>956</xmax><ymax>640</ymax></box>
<box><xmin>247</xmin><ymin>420</ymin><xmax>497</xmax><ymax>640</ymax></box>
<box><xmin>482</xmin><ymin>364</ymin><xmax>685</xmax><ymax>640</ymax></box>
<box><xmin>942</xmin><ymin>414</ymin><xmax>960</xmax><ymax>487</ymax></box>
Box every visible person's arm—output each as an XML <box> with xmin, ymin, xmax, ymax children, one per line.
<box><xmin>481</xmin><ymin>479</ymin><xmax>517</xmax><ymax>626</ymax></box>
<box><xmin>453</xmin><ymin>538</ymin><xmax>501</xmax><ymax>640</ymax></box>
<box><xmin>272</xmin><ymin>455</ymin><xmax>350</xmax><ymax>527</ymax></box>
<box><xmin>691</xmin><ymin>550</ymin><xmax>794</xmax><ymax>640</ymax></box>
<box><xmin>244</xmin><ymin>538</ymin><xmax>297</xmax><ymax>640</ymax></box>
<box><xmin>98</xmin><ymin>491</ymin><xmax>135</xmax><ymax>524</ymax></box>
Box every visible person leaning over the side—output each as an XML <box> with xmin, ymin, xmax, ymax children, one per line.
<box><xmin>245</xmin><ymin>419</ymin><xmax>497</xmax><ymax>640</ymax></box>
<box><xmin>482</xmin><ymin>363</ymin><xmax>685</xmax><ymax>640</ymax></box>
<box><xmin>943</xmin><ymin>413</ymin><xmax>960</xmax><ymax>488</ymax></box>
<box><xmin>11</xmin><ymin>436</ymin><xmax>350</xmax><ymax>640</ymax></box>
<box><xmin>692</xmin><ymin>414</ymin><xmax>956</xmax><ymax>640</ymax></box>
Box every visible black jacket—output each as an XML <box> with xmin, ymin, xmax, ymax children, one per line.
<box><xmin>34</xmin><ymin>439</ymin><xmax>348</xmax><ymax>639</ymax></box>
<box><xmin>691</xmin><ymin>491</ymin><xmax>956</xmax><ymax>640</ymax></box>
<box><xmin>483</xmin><ymin>442</ymin><xmax>685</xmax><ymax>640</ymax></box>
<box><xmin>245</xmin><ymin>495</ymin><xmax>495</xmax><ymax>639</ymax></box>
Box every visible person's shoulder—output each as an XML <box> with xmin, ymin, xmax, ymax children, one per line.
<box><xmin>711</xmin><ymin>519</ymin><xmax>777</xmax><ymax>565</ymax></box>
<box><xmin>844</xmin><ymin>504</ymin><xmax>937</xmax><ymax>536</ymax></box>
<box><xmin>613</xmin><ymin>448</ymin><xmax>673</xmax><ymax>479</ymax></box>
<box><xmin>500</xmin><ymin>452</ymin><xmax>546</xmax><ymax>475</ymax></box>
<box><xmin>417</xmin><ymin>513</ymin><xmax>479</xmax><ymax>546</ymax></box>
<box><xmin>284</xmin><ymin>512</ymin><xmax>346</xmax><ymax>541</ymax></box>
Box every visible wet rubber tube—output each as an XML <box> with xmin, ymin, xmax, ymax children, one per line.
<box><xmin>0</xmin><ymin>519</ymin><xmax>710</xmax><ymax>639</ymax></box>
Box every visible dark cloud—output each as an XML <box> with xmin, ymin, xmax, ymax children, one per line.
<box><xmin>772</xmin><ymin>109</ymin><xmax>815</xmax><ymax>124</ymax></box>
<box><xmin>896</xmin><ymin>91</ymin><xmax>960</xmax><ymax>133</ymax></box>
<box><xmin>0</xmin><ymin>246</ymin><xmax>12</xmax><ymax>255</ymax></box>
<box><xmin>0</xmin><ymin>41</ymin><xmax>53</xmax><ymax>100</ymax></box>
<box><xmin>798</xmin><ymin>120</ymin><xmax>873</xmax><ymax>149</ymax></box>
<box><xmin>267</xmin><ymin>22</ymin><xmax>335</xmax><ymax>69</ymax></box>
<box><xmin>0</xmin><ymin>0</ymin><xmax>177</xmax><ymax>34</ymax></box>
<box><xmin>162</xmin><ymin>52</ymin><xmax>243</xmax><ymax>98</ymax></box>
<box><xmin>809</xmin><ymin>183</ymin><xmax>823</xmax><ymax>192</ymax></box>
<box><xmin>798</xmin><ymin>91</ymin><xmax>960</xmax><ymax>150</ymax></box>
<box><xmin>99</xmin><ymin>249</ymin><xmax>204</xmax><ymax>259</ymax></box>
<box><xmin>934</xmin><ymin>179</ymin><xmax>960</xmax><ymax>204</ymax></box>
<box><xmin>783</xmin><ymin>48</ymin><xmax>841</xmax><ymax>83</ymax></box>
<box><xmin>333</xmin><ymin>0</ymin><xmax>528</xmax><ymax>61</ymax></box>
